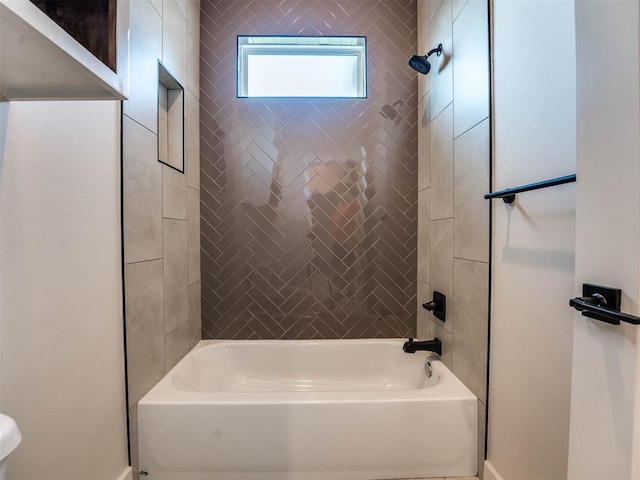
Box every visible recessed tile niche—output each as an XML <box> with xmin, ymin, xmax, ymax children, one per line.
<box><xmin>158</xmin><ymin>62</ymin><xmax>185</xmax><ymax>173</ymax></box>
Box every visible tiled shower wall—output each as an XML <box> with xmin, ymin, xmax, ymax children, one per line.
<box><xmin>200</xmin><ymin>0</ymin><xmax>418</xmax><ymax>339</ymax></box>
<box><xmin>416</xmin><ymin>0</ymin><xmax>490</xmax><ymax>476</ymax></box>
<box><xmin>122</xmin><ymin>0</ymin><xmax>201</xmax><ymax>476</ymax></box>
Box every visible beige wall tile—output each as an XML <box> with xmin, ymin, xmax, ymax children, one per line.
<box><xmin>125</xmin><ymin>259</ymin><xmax>165</xmax><ymax>407</ymax></box>
<box><xmin>417</xmin><ymin>280</ymin><xmax>431</xmax><ymax>338</ymax></box>
<box><xmin>188</xmin><ymin>186</ymin><xmax>201</xmax><ymax>283</ymax></box>
<box><xmin>430</xmin><ymin>0</ymin><xmax>445</xmax><ymax>22</ymax></box>
<box><xmin>163</xmin><ymin>219</ymin><xmax>189</xmax><ymax>333</ymax></box>
<box><xmin>429</xmin><ymin>0</ymin><xmax>453</xmax><ymax>120</ymax></box>
<box><xmin>453</xmin><ymin>0</ymin><xmax>470</xmax><ymax>21</ymax></box>
<box><xmin>129</xmin><ymin>405</ymin><xmax>139</xmax><ymax>480</ymax></box>
<box><xmin>418</xmin><ymin>93</ymin><xmax>431</xmax><ymax>191</ymax></box>
<box><xmin>478</xmin><ymin>400</ymin><xmax>486</xmax><ymax>479</ymax></box>
<box><xmin>149</xmin><ymin>0</ymin><xmax>162</xmax><ymax>16</ymax></box>
<box><xmin>418</xmin><ymin>188</ymin><xmax>431</xmax><ymax>283</ymax></box>
<box><xmin>452</xmin><ymin>259</ymin><xmax>489</xmax><ymax>403</ymax></box>
<box><xmin>453</xmin><ymin>0</ymin><xmax>489</xmax><ymax>138</ymax></box>
<box><xmin>187</xmin><ymin>0</ymin><xmax>200</xmax><ymax>99</ymax></box>
<box><xmin>165</xmin><ymin>321</ymin><xmax>190</xmax><ymax>371</ymax></box>
<box><xmin>124</xmin><ymin>0</ymin><xmax>162</xmax><ymax>133</ymax></box>
<box><xmin>162</xmin><ymin>0</ymin><xmax>188</xmax><ymax>86</ymax></box>
<box><xmin>454</xmin><ymin>119</ymin><xmax>490</xmax><ymax>262</ymax></box>
<box><xmin>430</xmin><ymin>319</ymin><xmax>453</xmax><ymax>368</ymax></box>
<box><xmin>430</xmin><ymin>104</ymin><xmax>454</xmax><ymax>220</ymax></box>
<box><xmin>163</xmin><ymin>164</ymin><xmax>188</xmax><ymax>219</ymax></box>
<box><xmin>186</xmin><ymin>89</ymin><xmax>200</xmax><ymax>190</ymax></box>
<box><xmin>189</xmin><ymin>281</ymin><xmax>202</xmax><ymax>347</ymax></box>
<box><xmin>430</xmin><ymin>218</ymin><xmax>453</xmax><ymax>333</ymax></box>
<box><xmin>417</xmin><ymin>0</ymin><xmax>431</xmax><ymax>100</ymax></box>
<box><xmin>123</xmin><ymin>116</ymin><xmax>163</xmax><ymax>264</ymax></box>
<box><xmin>167</xmin><ymin>89</ymin><xmax>185</xmax><ymax>171</ymax></box>
<box><xmin>174</xmin><ymin>0</ymin><xmax>188</xmax><ymax>19</ymax></box>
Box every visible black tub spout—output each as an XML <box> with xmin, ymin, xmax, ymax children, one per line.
<box><xmin>403</xmin><ymin>337</ymin><xmax>442</xmax><ymax>356</ymax></box>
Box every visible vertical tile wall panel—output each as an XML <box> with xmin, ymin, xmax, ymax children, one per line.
<box><xmin>418</xmin><ymin>0</ymin><xmax>490</xmax><ymax>475</ymax></box>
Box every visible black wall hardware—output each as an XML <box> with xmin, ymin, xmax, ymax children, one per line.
<box><xmin>423</xmin><ymin>291</ymin><xmax>446</xmax><ymax>322</ymax></box>
<box><xmin>569</xmin><ymin>283</ymin><xmax>640</xmax><ymax>325</ymax></box>
<box><xmin>403</xmin><ymin>338</ymin><xmax>442</xmax><ymax>356</ymax></box>
<box><xmin>484</xmin><ymin>174</ymin><xmax>576</xmax><ymax>204</ymax></box>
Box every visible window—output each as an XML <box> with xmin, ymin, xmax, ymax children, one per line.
<box><xmin>237</xmin><ymin>36</ymin><xmax>367</xmax><ymax>98</ymax></box>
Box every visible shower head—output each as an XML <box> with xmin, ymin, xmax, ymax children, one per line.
<box><xmin>408</xmin><ymin>44</ymin><xmax>443</xmax><ymax>75</ymax></box>
<box><xmin>409</xmin><ymin>55</ymin><xmax>432</xmax><ymax>74</ymax></box>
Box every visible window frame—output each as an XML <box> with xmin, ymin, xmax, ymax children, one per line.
<box><xmin>236</xmin><ymin>35</ymin><xmax>367</xmax><ymax>99</ymax></box>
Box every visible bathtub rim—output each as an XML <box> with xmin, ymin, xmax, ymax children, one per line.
<box><xmin>139</xmin><ymin>338</ymin><xmax>477</xmax><ymax>405</ymax></box>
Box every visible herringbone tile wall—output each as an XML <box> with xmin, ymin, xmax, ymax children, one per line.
<box><xmin>200</xmin><ymin>0</ymin><xmax>418</xmax><ymax>339</ymax></box>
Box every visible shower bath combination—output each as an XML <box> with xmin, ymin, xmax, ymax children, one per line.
<box><xmin>408</xmin><ymin>43</ymin><xmax>443</xmax><ymax>74</ymax></box>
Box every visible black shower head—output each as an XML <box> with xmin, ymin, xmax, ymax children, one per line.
<box><xmin>408</xmin><ymin>55</ymin><xmax>431</xmax><ymax>74</ymax></box>
<box><xmin>408</xmin><ymin>44</ymin><xmax>443</xmax><ymax>75</ymax></box>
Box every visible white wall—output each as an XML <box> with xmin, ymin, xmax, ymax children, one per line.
<box><xmin>0</xmin><ymin>101</ymin><xmax>129</xmax><ymax>479</ymax></box>
<box><xmin>487</xmin><ymin>1</ymin><xmax>576</xmax><ymax>478</ymax></box>
<box><xmin>569</xmin><ymin>1</ymin><xmax>640</xmax><ymax>478</ymax></box>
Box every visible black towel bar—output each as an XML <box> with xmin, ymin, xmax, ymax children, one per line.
<box><xmin>485</xmin><ymin>174</ymin><xmax>576</xmax><ymax>204</ymax></box>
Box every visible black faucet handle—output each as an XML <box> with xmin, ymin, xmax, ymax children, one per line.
<box><xmin>422</xmin><ymin>291</ymin><xmax>446</xmax><ymax>322</ymax></box>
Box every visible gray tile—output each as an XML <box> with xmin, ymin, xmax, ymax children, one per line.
<box><xmin>166</xmin><ymin>321</ymin><xmax>190</xmax><ymax>372</ymax></box>
<box><xmin>454</xmin><ymin>119</ymin><xmax>490</xmax><ymax>262</ymax></box>
<box><xmin>453</xmin><ymin>0</ymin><xmax>489</xmax><ymax>137</ymax></box>
<box><xmin>452</xmin><ymin>259</ymin><xmax>489</xmax><ymax>403</ymax></box>
<box><xmin>123</xmin><ymin>0</ymin><xmax>162</xmax><ymax>133</ymax></box>
<box><xmin>163</xmin><ymin>219</ymin><xmax>189</xmax><ymax>333</ymax></box>
<box><xmin>429</xmin><ymin>0</ymin><xmax>453</xmax><ymax>120</ymax></box>
<box><xmin>189</xmin><ymin>281</ymin><xmax>202</xmax><ymax>348</ymax></box>
<box><xmin>123</xmin><ymin>116</ymin><xmax>163</xmax><ymax>264</ymax></box>
<box><xmin>125</xmin><ymin>260</ymin><xmax>165</xmax><ymax>407</ymax></box>
<box><xmin>162</xmin><ymin>0</ymin><xmax>188</xmax><ymax>86</ymax></box>
<box><xmin>417</xmin><ymin>280</ymin><xmax>431</xmax><ymax>338</ymax></box>
<box><xmin>163</xmin><ymin>164</ymin><xmax>187</xmax><ymax>220</ymax></box>
<box><xmin>186</xmin><ymin>89</ymin><xmax>200</xmax><ymax>190</ymax></box>
<box><xmin>188</xmin><ymin>187</ymin><xmax>201</xmax><ymax>284</ymax></box>
<box><xmin>418</xmin><ymin>93</ymin><xmax>431</xmax><ymax>191</ymax></box>
<box><xmin>187</xmin><ymin>0</ymin><xmax>200</xmax><ymax>98</ymax></box>
<box><xmin>430</xmin><ymin>219</ymin><xmax>453</xmax><ymax>333</ymax></box>
<box><xmin>430</xmin><ymin>319</ymin><xmax>453</xmax><ymax>368</ymax></box>
<box><xmin>129</xmin><ymin>405</ymin><xmax>139</xmax><ymax>480</ymax></box>
<box><xmin>417</xmin><ymin>188</ymin><xmax>430</xmax><ymax>283</ymax></box>
<box><xmin>430</xmin><ymin>104</ymin><xmax>454</xmax><ymax>220</ymax></box>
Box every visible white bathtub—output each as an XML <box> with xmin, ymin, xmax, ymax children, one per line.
<box><xmin>138</xmin><ymin>339</ymin><xmax>477</xmax><ymax>480</ymax></box>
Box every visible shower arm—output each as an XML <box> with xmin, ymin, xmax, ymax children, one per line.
<box><xmin>426</xmin><ymin>44</ymin><xmax>443</xmax><ymax>58</ymax></box>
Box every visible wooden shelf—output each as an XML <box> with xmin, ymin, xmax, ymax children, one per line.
<box><xmin>0</xmin><ymin>0</ymin><xmax>127</xmax><ymax>101</ymax></box>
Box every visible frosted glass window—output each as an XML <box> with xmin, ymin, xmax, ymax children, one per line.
<box><xmin>238</xmin><ymin>36</ymin><xmax>366</xmax><ymax>98</ymax></box>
